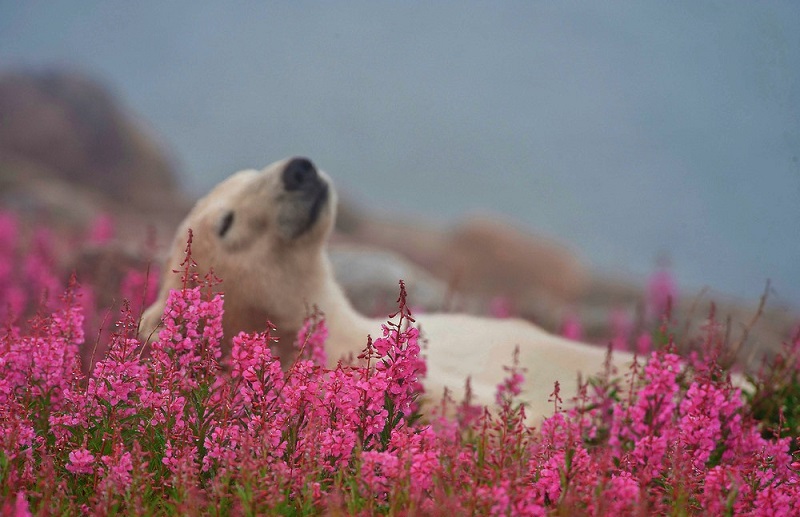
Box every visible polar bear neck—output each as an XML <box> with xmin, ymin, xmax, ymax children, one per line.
<box><xmin>311</xmin><ymin>255</ymin><xmax>378</xmax><ymax>365</ymax></box>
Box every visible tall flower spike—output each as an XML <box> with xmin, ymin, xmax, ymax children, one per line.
<box><xmin>177</xmin><ymin>228</ymin><xmax>199</xmax><ymax>290</ymax></box>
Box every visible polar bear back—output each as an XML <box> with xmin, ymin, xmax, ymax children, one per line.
<box><xmin>418</xmin><ymin>314</ymin><xmax>632</xmax><ymax>420</ymax></box>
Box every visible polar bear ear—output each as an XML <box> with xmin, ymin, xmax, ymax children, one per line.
<box><xmin>218</xmin><ymin>211</ymin><xmax>234</xmax><ymax>238</ymax></box>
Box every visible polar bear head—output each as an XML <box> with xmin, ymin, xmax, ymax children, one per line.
<box><xmin>139</xmin><ymin>157</ymin><xmax>338</xmax><ymax>355</ymax></box>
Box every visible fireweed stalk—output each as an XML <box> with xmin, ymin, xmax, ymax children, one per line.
<box><xmin>0</xmin><ymin>210</ymin><xmax>798</xmax><ymax>515</ymax></box>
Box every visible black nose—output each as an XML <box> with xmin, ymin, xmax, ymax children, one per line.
<box><xmin>282</xmin><ymin>157</ymin><xmax>319</xmax><ymax>192</ymax></box>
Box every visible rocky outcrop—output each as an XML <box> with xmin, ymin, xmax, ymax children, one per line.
<box><xmin>0</xmin><ymin>69</ymin><xmax>190</xmax><ymax>235</ymax></box>
<box><xmin>0</xmin><ymin>70</ymin><xmax>180</xmax><ymax>207</ymax></box>
<box><xmin>444</xmin><ymin>217</ymin><xmax>588</xmax><ymax>314</ymax></box>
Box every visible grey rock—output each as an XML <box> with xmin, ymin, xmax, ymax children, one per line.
<box><xmin>329</xmin><ymin>245</ymin><xmax>449</xmax><ymax>317</ymax></box>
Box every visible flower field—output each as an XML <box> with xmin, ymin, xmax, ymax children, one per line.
<box><xmin>0</xmin><ymin>211</ymin><xmax>798</xmax><ymax>515</ymax></box>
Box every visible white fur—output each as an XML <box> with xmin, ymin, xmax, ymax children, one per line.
<box><xmin>141</xmin><ymin>157</ymin><xmax>633</xmax><ymax>422</ymax></box>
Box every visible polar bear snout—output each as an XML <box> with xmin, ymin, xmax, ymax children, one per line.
<box><xmin>282</xmin><ymin>157</ymin><xmax>321</xmax><ymax>193</ymax></box>
<box><xmin>275</xmin><ymin>157</ymin><xmax>331</xmax><ymax>240</ymax></box>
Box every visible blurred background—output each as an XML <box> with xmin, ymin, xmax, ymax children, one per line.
<box><xmin>0</xmin><ymin>2</ymin><xmax>798</xmax><ymax>361</ymax></box>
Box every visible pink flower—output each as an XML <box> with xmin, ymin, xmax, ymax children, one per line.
<box><xmin>87</xmin><ymin>213</ymin><xmax>116</xmax><ymax>244</ymax></box>
<box><xmin>647</xmin><ymin>267</ymin><xmax>677</xmax><ymax>320</ymax></box>
<box><xmin>100</xmin><ymin>450</ymin><xmax>134</xmax><ymax>491</ymax></box>
<box><xmin>14</xmin><ymin>490</ymin><xmax>32</xmax><ymax>517</ymax></box>
<box><xmin>560</xmin><ymin>311</ymin><xmax>583</xmax><ymax>340</ymax></box>
<box><xmin>489</xmin><ymin>296</ymin><xmax>513</xmax><ymax>318</ymax></box>
<box><xmin>678</xmin><ymin>381</ymin><xmax>739</xmax><ymax>469</ymax></box>
<box><xmin>752</xmin><ymin>484</ymin><xmax>795</xmax><ymax>516</ymax></box>
<box><xmin>66</xmin><ymin>448</ymin><xmax>95</xmax><ymax>475</ymax></box>
<box><xmin>150</xmin><ymin>286</ymin><xmax>224</xmax><ymax>394</ymax></box>
<box><xmin>635</xmin><ymin>332</ymin><xmax>652</xmax><ymax>355</ymax></box>
<box><xmin>495</xmin><ymin>345</ymin><xmax>526</xmax><ymax>406</ymax></box>
<box><xmin>120</xmin><ymin>268</ymin><xmax>159</xmax><ymax>317</ymax></box>
<box><xmin>610</xmin><ymin>308</ymin><xmax>632</xmax><ymax>351</ymax></box>
<box><xmin>703</xmin><ymin>466</ymin><xmax>736</xmax><ymax>514</ymax></box>
<box><xmin>360</xmin><ymin>450</ymin><xmax>400</xmax><ymax>495</ymax></box>
<box><xmin>606</xmin><ymin>472</ymin><xmax>640</xmax><ymax>512</ymax></box>
<box><xmin>203</xmin><ymin>424</ymin><xmax>243</xmax><ymax>474</ymax></box>
<box><xmin>371</xmin><ymin>323</ymin><xmax>426</xmax><ymax>417</ymax></box>
<box><xmin>318</xmin><ymin>428</ymin><xmax>357</xmax><ymax>470</ymax></box>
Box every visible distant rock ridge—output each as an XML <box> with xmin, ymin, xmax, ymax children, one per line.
<box><xmin>0</xmin><ymin>68</ymin><xmax>189</xmax><ymax>223</ymax></box>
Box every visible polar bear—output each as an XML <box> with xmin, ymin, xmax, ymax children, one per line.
<box><xmin>140</xmin><ymin>157</ymin><xmax>633</xmax><ymax>421</ymax></box>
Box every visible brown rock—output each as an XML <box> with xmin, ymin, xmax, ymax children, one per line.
<box><xmin>0</xmin><ymin>69</ymin><xmax>183</xmax><ymax>213</ymax></box>
<box><xmin>0</xmin><ymin>68</ymin><xmax>191</xmax><ymax>244</ymax></box>
<box><xmin>444</xmin><ymin>216</ymin><xmax>589</xmax><ymax>308</ymax></box>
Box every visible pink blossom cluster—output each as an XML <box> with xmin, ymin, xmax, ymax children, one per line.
<box><xmin>0</xmin><ymin>213</ymin><xmax>799</xmax><ymax>515</ymax></box>
<box><xmin>0</xmin><ymin>213</ymin><xmax>46</xmax><ymax>322</ymax></box>
<box><xmin>0</xmin><ymin>211</ymin><xmax>159</xmax><ymax>367</ymax></box>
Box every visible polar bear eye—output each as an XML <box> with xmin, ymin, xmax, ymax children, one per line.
<box><xmin>218</xmin><ymin>211</ymin><xmax>234</xmax><ymax>238</ymax></box>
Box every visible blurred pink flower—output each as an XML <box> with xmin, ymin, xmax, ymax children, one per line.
<box><xmin>560</xmin><ymin>311</ymin><xmax>583</xmax><ymax>341</ymax></box>
<box><xmin>66</xmin><ymin>448</ymin><xmax>95</xmax><ymax>475</ymax></box>
<box><xmin>87</xmin><ymin>213</ymin><xmax>115</xmax><ymax>244</ymax></box>
<box><xmin>14</xmin><ymin>490</ymin><xmax>32</xmax><ymax>517</ymax></box>
<box><xmin>489</xmin><ymin>296</ymin><xmax>513</xmax><ymax>318</ymax></box>
<box><xmin>647</xmin><ymin>267</ymin><xmax>677</xmax><ymax>320</ymax></box>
